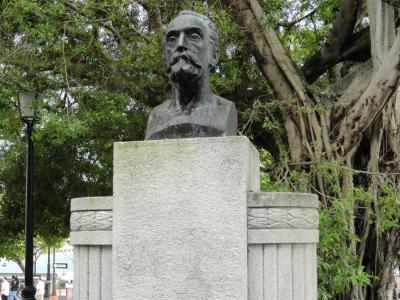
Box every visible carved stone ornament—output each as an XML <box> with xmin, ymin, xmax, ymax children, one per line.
<box><xmin>70</xmin><ymin>211</ymin><xmax>113</xmax><ymax>232</ymax></box>
<box><xmin>247</xmin><ymin>207</ymin><xmax>319</xmax><ymax>229</ymax></box>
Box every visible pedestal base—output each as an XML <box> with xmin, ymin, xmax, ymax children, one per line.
<box><xmin>70</xmin><ymin>197</ymin><xmax>113</xmax><ymax>300</ymax></box>
<box><xmin>247</xmin><ymin>192</ymin><xmax>319</xmax><ymax>300</ymax></box>
<box><xmin>70</xmin><ymin>137</ymin><xmax>319</xmax><ymax>300</ymax></box>
<box><xmin>113</xmin><ymin>137</ymin><xmax>259</xmax><ymax>300</ymax></box>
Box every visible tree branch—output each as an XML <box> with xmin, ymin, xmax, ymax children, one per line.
<box><xmin>232</xmin><ymin>0</ymin><xmax>293</xmax><ymax>101</ymax></box>
<box><xmin>332</xmin><ymin>61</ymin><xmax>373</xmax><ymax>124</ymax></box>
<box><xmin>233</xmin><ymin>0</ymin><xmax>312</xmax><ymax>104</ymax></box>
<box><xmin>382</xmin><ymin>0</ymin><xmax>400</xmax><ymax>8</ymax></box>
<box><xmin>341</xmin><ymin>27</ymin><xmax>371</xmax><ymax>61</ymax></box>
<box><xmin>231</xmin><ymin>0</ymin><xmax>306</xmax><ymax>161</ymax></box>
<box><xmin>15</xmin><ymin>259</ymin><xmax>25</xmax><ymax>273</ymax></box>
<box><xmin>248</xmin><ymin>0</ymin><xmax>311</xmax><ymax>103</ymax></box>
<box><xmin>302</xmin><ymin>0</ymin><xmax>365</xmax><ymax>83</ymax></box>
<box><xmin>136</xmin><ymin>0</ymin><xmax>163</xmax><ymax>30</ymax></box>
<box><xmin>231</xmin><ymin>0</ymin><xmax>331</xmax><ymax>163</ymax></box>
<box><xmin>338</xmin><ymin>31</ymin><xmax>400</xmax><ymax>156</ymax></box>
<box><xmin>279</xmin><ymin>9</ymin><xmax>317</xmax><ymax>30</ymax></box>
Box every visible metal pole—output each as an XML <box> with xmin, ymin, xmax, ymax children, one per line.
<box><xmin>44</xmin><ymin>246</ymin><xmax>51</xmax><ymax>299</ymax></box>
<box><xmin>21</xmin><ymin>120</ymin><xmax>36</xmax><ymax>300</ymax></box>
<box><xmin>51</xmin><ymin>247</ymin><xmax>56</xmax><ymax>296</ymax></box>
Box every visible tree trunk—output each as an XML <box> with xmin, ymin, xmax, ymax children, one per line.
<box><xmin>15</xmin><ymin>259</ymin><xmax>25</xmax><ymax>274</ymax></box>
<box><xmin>230</xmin><ymin>0</ymin><xmax>400</xmax><ymax>299</ymax></box>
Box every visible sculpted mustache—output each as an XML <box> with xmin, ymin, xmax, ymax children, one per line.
<box><xmin>168</xmin><ymin>51</ymin><xmax>202</xmax><ymax>69</ymax></box>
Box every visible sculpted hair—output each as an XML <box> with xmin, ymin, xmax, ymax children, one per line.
<box><xmin>163</xmin><ymin>10</ymin><xmax>220</xmax><ymax>66</ymax></box>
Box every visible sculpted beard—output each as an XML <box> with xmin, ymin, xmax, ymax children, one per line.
<box><xmin>167</xmin><ymin>51</ymin><xmax>202</xmax><ymax>82</ymax></box>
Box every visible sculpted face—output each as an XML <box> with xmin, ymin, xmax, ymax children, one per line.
<box><xmin>164</xmin><ymin>14</ymin><xmax>213</xmax><ymax>83</ymax></box>
<box><xmin>145</xmin><ymin>12</ymin><xmax>237</xmax><ymax>141</ymax></box>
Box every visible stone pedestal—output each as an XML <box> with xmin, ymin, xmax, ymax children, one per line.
<box><xmin>247</xmin><ymin>192</ymin><xmax>319</xmax><ymax>300</ymax></box>
<box><xmin>112</xmin><ymin>137</ymin><xmax>260</xmax><ymax>300</ymax></box>
<box><xmin>70</xmin><ymin>137</ymin><xmax>320</xmax><ymax>300</ymax></box>
<box><xmin>70</xmin><ymin>197</ymin><xmax>113</xmax><ymax>300</ymax></box>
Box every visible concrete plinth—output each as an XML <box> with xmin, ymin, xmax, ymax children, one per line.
<box><xmin>247</xmin><ymin>192</ymin><xmax>319</xmax><ymax>300</ymax></box>
<box><xmin>70</xmin><ymin>197</ymin><xmax>113</xmax><ymax>300</ymax></box>
<box><xmin>112</xmin><ymin>137</ymin><xmax>260</xmax><ymax>300</ymax></box>
<box><xmin>70</xmin><ymin>137</ymin><xmax>320</xmax><ymax>300</ymax></box>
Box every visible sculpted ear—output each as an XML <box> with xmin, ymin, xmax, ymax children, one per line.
<box><xmin>209</xmin><ymin>45</ymin><xmax>219</xmax><ymax>67</ymax></box>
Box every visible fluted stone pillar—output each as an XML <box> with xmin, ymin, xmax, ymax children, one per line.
<box><xmin>70</xmin><ymin>196</ymin><xmax>113</xmax><ymax>300</ymax></box>
<box><xmin>247</xmin><ymin>192</ymin><xmax>319</xmax><ymax>300</ymax></box>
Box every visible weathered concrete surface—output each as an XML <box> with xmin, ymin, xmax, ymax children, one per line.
<box><xmin>112</xmin><ymin>137</ymin><xmax>260</xmax><ymax>300</ymax></box>
<box><xmin>247</xmin><ymin>192</ymin><xmax>319</xmax><ymax>300</ymax></box>
<box><xmin>70</xmin><ymin>196</ymin><xmax>113</xmax><ymax>300</ymax></box>
<box><xmin>71</xmin><ymin>196</ymin><xmax>113</xmax><ymax>211</ymax></box>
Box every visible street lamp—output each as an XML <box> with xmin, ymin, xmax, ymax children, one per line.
<box><xmin>18</xmin><ymin>92</ymin><xmax>38</xmax><ymax>300</ymax></box>
<box><xmin>44</xmin><ymin>246</ymin><xmax>51</xmax><ymax>299</ymax></box>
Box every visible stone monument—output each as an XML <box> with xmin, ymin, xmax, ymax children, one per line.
<box><xmin>70</xmin><ymin>10</ymin><xmax>319</xmax><ymax>300</ymax></box>
<box><xmin>145</xmin><ymin>10</ymin><xmax>237</xmax><ymax>140</ymax></box>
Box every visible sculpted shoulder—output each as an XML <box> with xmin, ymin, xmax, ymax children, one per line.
<box><xmin>211</xmin><ymin>95</ymin><xmax>237</xmax><ymax>136</ymax></box>
<box><xmin>212</xmin><ymin>95</ymin><xmax>236</xmax><ymax>109</ymax></box>
<box><xmin>145</xmin><ymin>100</ymin><xmax>174</xmax><ymax>140</ymax></box>
<box><xmin>148</xmin><ymin>100</ymin><xmax>173</xmax><ymax>119</ymax></box>
<box><xmin>145</xmin><ymin>96</ymin><xmax>237</xmax><ymax>140</ymax></box>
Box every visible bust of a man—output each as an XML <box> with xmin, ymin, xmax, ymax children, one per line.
<box><xmin>145</xmin><ymin>10</ymin><xmax>237</xmax><ymax>140</ymax></box>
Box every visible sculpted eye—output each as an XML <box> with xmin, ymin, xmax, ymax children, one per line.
<box><xmin>167</xmin><ymin>35</ymin><xmax>178</xmax><ymax>45</ymax></box>
<box><xmin>188</xmin><ymin>32</ymin><xmax>201</xmax><ymax>40</ymax></box>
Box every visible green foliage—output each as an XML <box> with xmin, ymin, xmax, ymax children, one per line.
<box><xmin>261</xmin><ymin>148</ymin><xmax>399</xmax><ymax>299</ymax></box>
<box><xmin>318</xmin><ymin>189</ymin><xmax>373</xmax><ymax>299</ymax></box>
<box><xmin>376</xmin><ymin>185</ymin><xmax>400</xmax><ymax>232</ymax></box>
<box><xmin>0</xmin><ymin>0</ymin><xmax>157</xmax><ymax>260</ymax></box>
<box><xmin>259</xmin><ymin>0</ymin><xmax>342</xmax><ymax>66</ymax></box>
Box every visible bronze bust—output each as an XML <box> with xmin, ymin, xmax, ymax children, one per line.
<box><xmin>145</xmin><ymin>11</ymin><xmax>237</xmax><ymax>140</ymax></box>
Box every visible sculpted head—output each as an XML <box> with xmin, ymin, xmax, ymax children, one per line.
<box><xmin>163</xmin><ymin>11</ymin><xmax>220</xmax><ymax>83</ymax></box>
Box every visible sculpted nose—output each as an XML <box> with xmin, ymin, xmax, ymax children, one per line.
<box><xmin>177</xmin><ymin>32</ymin><xmax>188</xmax><ymax>51</ymax></box>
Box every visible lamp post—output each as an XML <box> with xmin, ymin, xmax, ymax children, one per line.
<box><xmin>18</xmin><ymin>92</ymin><xmax>38</xmax><ymax>300</ymax></box>
<box><xmin>44</xmin><ymin>246</ymin><xmax>51</xmax><ymax>299</ymax></box>
<box><xmin>51</xmin><ymin>247</ymin><xmax>56</xmax><ymax>297</ymax></box>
